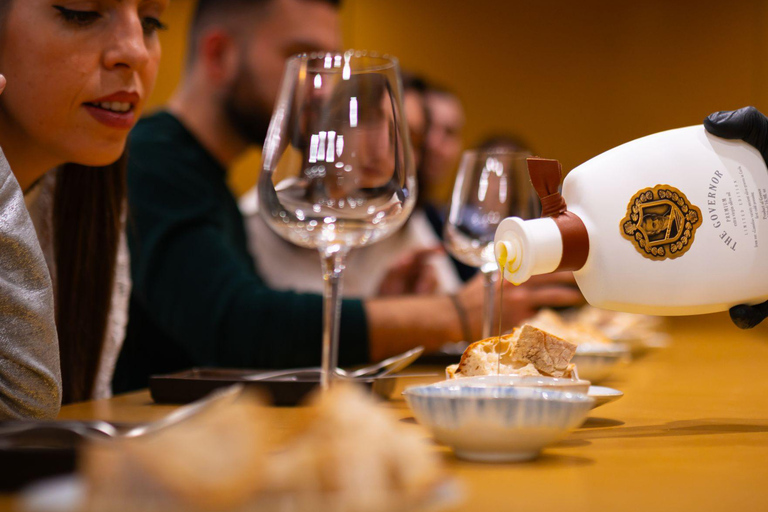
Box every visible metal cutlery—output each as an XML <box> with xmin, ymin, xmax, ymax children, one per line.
<box><xmin>242</xmin><ymin>346</ymin><xmax>424</xmax><ymax>382</ymax></box>
<box><xmin>0</xmin><ymin>384</ymin><xmax>244</xmax><ymax>443</ymax></box>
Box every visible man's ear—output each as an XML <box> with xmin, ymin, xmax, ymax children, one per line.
<box><xmin>198</xmin><ymin>29</ymin><xmax>241</xmax><ymax>87</ymax></box>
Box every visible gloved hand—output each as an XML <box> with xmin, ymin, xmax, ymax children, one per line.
<box><xmin>704</xmin><ymin>106</ymin><xmax>768</xmax><ymax>329</ymax></box>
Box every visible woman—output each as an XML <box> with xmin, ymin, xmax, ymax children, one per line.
<box><xmin>0</xmin><ymin>0</ymin><xmax>167</xmax><ymax>416</ymax></box>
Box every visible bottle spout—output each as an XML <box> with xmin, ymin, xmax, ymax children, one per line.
<box><xmin>495</xmin><ymin>239</ymin><xmax>526</xmax><ymax>285</ymax></box>
<box><xmin>495</xmin><ymin>216</ymin><xmax>563</xmax><ymax>285</ymax></box>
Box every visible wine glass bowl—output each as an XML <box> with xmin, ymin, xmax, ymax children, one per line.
<box><xmin>260</xmin><ymin>51</ymin><xmax>415</xmax><ymax>251</ymax></box>
<box><xmin>258</xmin><ymin>51</ymin><xmax>416</xmax><ymax>389</ymax></box>
<box><xmin>444</xmin><ymin>149</ymin><xmax>537</xmax><ymax>337</ymax></box>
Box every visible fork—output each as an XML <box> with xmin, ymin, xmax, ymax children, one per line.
<box><xmin>0</xmin><ymin>385</ymin><xmax>244</xmax><ymax>442</ymax></box>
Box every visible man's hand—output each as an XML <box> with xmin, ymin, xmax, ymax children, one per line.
<box><xmin>457</xmin><ymin>271</ymin><xmax>585</xmax><ymax>340</ymax></box>
<box><xmin>705</xmin><ymin>106</ymin><xmax>768</xmax><ymax>328</ymax></box>
<box><xmin>377</xmin><ymin>247</ymin><xmax>443</xmax><ymax>296</ymax></box>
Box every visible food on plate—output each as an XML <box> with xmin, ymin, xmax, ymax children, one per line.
<box><xmin>268</xmin><ymin>385</ymin><xmax>443</xmax><ymax>509</ymax></box>
<box><xmin>573</xmin><ymin>305</ymin><xmax>667</xmax><ymax>347</ymax></box>
<box><xmin>446</xmin><ymin>324</ymin><xmax>577</xmax><ymax>379</ymax></box>
<box><xmin>527</xmin><ymin>307</ymin><xmax>668</xmax><ymax>356</ymax></box>
<box><xmin>527</xmin><ymin>309</ymin><xmax>613</xmax><ymax>346</ymax></box>
<box><xmin>81</xmin><ymin>385</ymin><xmax>443</xmax><ymax>512</ymax></box>
<box><xmin>82</xmin><ymin>389</ymin><xmax>268</xmax><ymax>512</ymax></box>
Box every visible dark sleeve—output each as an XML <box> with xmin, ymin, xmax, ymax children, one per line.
<box><xmin>126</xmin><ymin>145</ymin><xmax>369</xmax><ymax>369</ymax></box>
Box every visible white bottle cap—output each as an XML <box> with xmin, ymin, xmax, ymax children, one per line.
<box><xmin>494</xmin><ymin>217</ymin><xmax>563</xmax><ymax>284</ymax></box>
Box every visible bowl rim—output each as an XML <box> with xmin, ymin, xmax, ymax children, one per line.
<box><xmin>402</xmin><ymin>384</ymin><xmax>595</xmax><ymax>404</ymax></box>
<box><xmin>432</xmin><ymin>375</ymin><xmax>591</xmax><ymax>388</ymax></box>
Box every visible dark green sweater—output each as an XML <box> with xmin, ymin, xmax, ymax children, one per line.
<box><xmin>113</xmin><ymin>111</ymin><xmax>369</xmax><ymax>393</ymax></box>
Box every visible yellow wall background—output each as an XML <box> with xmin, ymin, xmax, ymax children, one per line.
<box><xmin>149</xmin><ymin>0</ymin><xmax>768</xmax><ymax>197</ymax></box>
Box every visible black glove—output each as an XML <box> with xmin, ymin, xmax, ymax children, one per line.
<box><xmin>704</xmin><ymin>106</ymin><xmax>768</xmax><ymax>329</ymax></box>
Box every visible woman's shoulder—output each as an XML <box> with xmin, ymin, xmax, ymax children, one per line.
<box><xmin>0</xmin><ymin>146</ymin><xmax>15</xmax><ymax>190</ymax></box>
<box><xmin>0</xmin><ymin>145</ymin><xmax>62</xmax><ymax>419</ymax></box>
<box><xmin>0</xmin><ymin>147</ymin><xmax>38</xmax><ymax>221</ymax></box>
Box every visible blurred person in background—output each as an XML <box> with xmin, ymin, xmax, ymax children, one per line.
<box><xmin>420</xmin><ymin>84</ymin><xmax>481</xmax><ymax>281</ymax></box>
<box><xmin>421</xmin><ymin>86</ymin><xmax>466</xmax><ymax>236</ymax></box>
<box><xmin>115</xmin><ymin>0</ymin><xmax>585</xmax><ymax>393</ymax></box>
<box><xmin>401</xmin><ymin>73</ymin><xmax>430</xmax><ymax>172</ymax></box>
<box><xmin>0</xmin><ymin>0</ymin><xmax>169</xmax><ymax>414</ymax></box>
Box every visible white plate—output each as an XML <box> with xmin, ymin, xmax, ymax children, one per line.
<box><xmin>588</xmin><ymin>385</ymin><xmax>623</xmax><ymax>409</ymax></box>
<box><xmin>20</xmin><ymin>474</ymin><xmax>463</xmax><ymax>512</ymax></box>
<box><xmin>618</xmin><ymin>333</ymin><xmax>671</xmax><ymax>357</ymax></box>
<box><xmin>575</xmin><ymin>342</ymin><xmax>631</xmax><ymax>356</ymax></box>
<box><xmin>572</xmin><ymin>343</ymin><xmax>630</xmax><ymax>383</ymax></box>
<box><xmin>20</xmin><ymin>475</ymin><xmax>83</xmax><ymax>512</ymax></box>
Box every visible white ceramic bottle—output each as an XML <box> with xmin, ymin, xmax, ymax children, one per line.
<box><xmin>494</xmin><ymin>125</ymin><xmax>768</xmax><ymax>315</ymax></box>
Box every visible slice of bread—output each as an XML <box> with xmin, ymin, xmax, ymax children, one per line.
<box><xmin>267</xmin><ymin>384</ymin><xmax>443</xmax><ymax>510</ymax></box>
<box><xmin>508</xmin><ymin>324</ymin><xmax>577</xmax><ymax>377</ymax></box>
<box><xmin>451</xmin><ymin>324</ymin><xmax>577</xmax><ymax>379</ymax></box>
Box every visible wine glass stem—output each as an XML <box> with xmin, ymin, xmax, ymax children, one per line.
<box><xmin>481</xmin><ymin>270</ymin><xmax>499</xmax><ymax>339</ymax></box>
<box><xmin>319</xmin><ymin>247</ymin><xmax>349</xmax><ymax>391</ymax></box>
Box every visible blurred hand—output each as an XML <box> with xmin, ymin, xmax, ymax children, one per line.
<box><xmin>456</xmin><ymin>271</ymin><xmax>585</xmax><ymax>340</ymax></box>
<box><xmin>0</xmin><ymin>75</ymin><xmax>6</xmax><ymax>95</ymax></box>
<box><xmin>377</xmin><ymin>246</ymin><xmax>443</xmax><ymax>296</ymax></box>
<box><xmin>705</xmin><ymin>106</ymin><xmax>768</xmax><ymax>329</ymax></box>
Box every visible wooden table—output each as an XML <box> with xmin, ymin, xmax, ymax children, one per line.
<box><xmin>5</xmin><ymin>312</ymin><xmax>768</xmax><ymax>511</ymax></box>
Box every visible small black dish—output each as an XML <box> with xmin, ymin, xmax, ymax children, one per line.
<box><xmin>149</xmin><ymin>368</ymin><xmax>390</xmax><ymax>406</ymax></box>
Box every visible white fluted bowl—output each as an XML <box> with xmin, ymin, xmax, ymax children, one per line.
<box><xmin>403</xmin><ymin>385</ymin><xmax>594</xmax><ymax>462</ymax></box>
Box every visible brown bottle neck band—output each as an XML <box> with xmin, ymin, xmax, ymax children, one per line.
<box><xmin>552</xmin><ymin>211</ymin><xmax>589</xmax><ymax>272</ymax></box>
<box><xmin>526</xmin><ymin>157</ymin><xmax>589</xmax><ymax>272</ymax></box>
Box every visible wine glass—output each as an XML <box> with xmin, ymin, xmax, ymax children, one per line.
<box><xmin>444</xmin><ymin>149</ymin><xmax>537</xmax><ymax>339</ymax></box>
<box><xmin>258</xmin><ymin>51</ymin><xmax>416</xmax><ymax>390</ymax></box>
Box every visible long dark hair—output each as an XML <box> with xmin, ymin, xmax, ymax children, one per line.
<box><xmin>54</xmin><ymin>155</ymin><xmax>127</xmax><ymax>403</ymax></box>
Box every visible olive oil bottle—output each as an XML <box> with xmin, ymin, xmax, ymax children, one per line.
<box><xmin>495</xmin><ymin>125</ymin><xmax>768</xmax><ymax>316</ymax></box>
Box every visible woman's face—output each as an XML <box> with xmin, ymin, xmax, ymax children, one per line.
<box><xmin>0</xmin><ymin>0</ymin><xmax>166</xmax><ymax>168</ymax></box>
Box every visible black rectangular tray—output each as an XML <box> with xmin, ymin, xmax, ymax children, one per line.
<box><xmin>416</xmin><ymin>351</ymin><xmax>461</xmax><ymax>367</ymax></box>
<box><xmin>149</xmin><ymin>368</ymin><xmax>386</xmax><ymax>406</ymax></box>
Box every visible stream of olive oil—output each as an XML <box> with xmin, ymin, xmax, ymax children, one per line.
<box><xmin>495</xmin><ymin>245</ymin><xmax>511</xmax><ymax>376</ymax></box>
<box><xmin>495</xmin><ymin>242</ymin><xmax>521</xmax><ymax>374</ymax></box>
<box><xmin>496</xmin><ymin>271</ymin><xmax>504</xmax><ymax>375</ymax></box>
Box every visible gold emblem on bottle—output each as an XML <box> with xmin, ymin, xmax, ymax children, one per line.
<box><xmin>620</xmin><ymin>185</ymin><xmax>702</xmax><ymax>260</ymax></box>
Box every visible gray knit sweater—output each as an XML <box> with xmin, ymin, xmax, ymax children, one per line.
<box><xmin>0</xmin><ymin>148</ymin><xmax>61</xmax><ymax>419</ymax></box>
